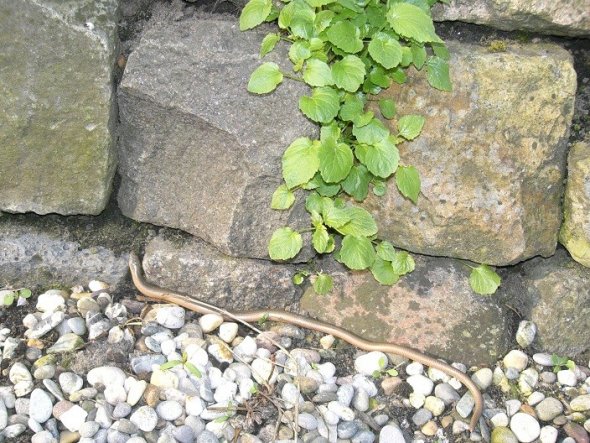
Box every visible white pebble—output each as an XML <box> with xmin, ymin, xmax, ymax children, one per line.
<box><xmin>557</xmin><ymin>369</ymin><xmax>577</xmax><ymax>386</ymax></box>
<box><xmin>505</xmin><ymin>399</ymin><xmax>522</xmax><ymax>416</ymax></box>
<box><xmin>539</xmin><ymin>425</ymin><xmax>558</xmax><ymax>443</ymax></box>
<box><xmin>126</xmin><ymin>379</ymin><xmax>147</xmax><ymax>406</ymax></box>
<box><xmin>36</xmin><ymin>290</ymin><xmax>66</xmax><ymax>313</ymax></box>
<box><xmin>233</xmin><ymin>336</ymin><xmax>257</xmax><ymax>362</ymax></box>
<box><xmin>29</xmin><ymin>389</ymin><xmax>52</xmax><ymax>423</ymax></box>
<box><xmin>156</xmin><ymin>306</ymin><xmax>185</xmax><ymax>329</ymax></box>
<box><xmin>532</xmin><ymin>353</ymin><xmax>553</xmax><ymax>367</ymax></box>
<box><xmin>490</xmin><ymin>412</ymin><xmax>509</xmax><ymax>427</ymax></box>
<box><xmin>379</xmin><ymin>425</ymin><xmax>406</xmax><ymax>443</ymax></box>
<box><xmin>130</xmin><ymin>406</ymin><xmax>158</xmax><ymax>432</ymax></box>
<box><xmin>186</xmin><ymin>396</ymin><xmax>205</xmax><ymax>416</ymax></box>
<box><xmin>199</xmin><ymin>314</ymin><xmax>224</xmax><ymax>333</ymax></box>
<box><xmin>471</xmin><ymin>368</ymin><xmax>493</xmax><ymax>390</ymax></box>
<box><xmin>105</xmin><ymin>384</ymin><xmax>127</xmax><ymax>405</ymax></box>
<box><xmin>510</xmin><ymin>412</ymin><xmax>540</xmax><ymax>442</ymax></box>
<box><xmin>515</xmin><ymin>321</ymin><xmax>536</xmax><ymax>348</ymax></box>
<box><xmin>218</xmin><ymin>322</ymin><xmax>238</xmax><ymax>343</ymax></box>
<box><xmin>327</xmin><ymin>401</ymin><xmax>355</xmax><ymax>421</ymax></box>
<box><xmin>427</xmin><ymin>367</ymin><xmax>450</xmax><ymax>383</ymax></box>
<box><xmin>354</xmin><ymin>351</ymin><xmax>387</xmax><ymax>376</ymax></box>
<box><xmin>405</xmin><ymin>362</ymin><xmax>424</xmax><ymax>375</ymax></box>
<box><xmin>407</xmin><ymin>374</ymin><xmax>434</xmax><ymax>396</ymax></box>
<box><xmin>527</xmin><ymin>391</ymin><xmax>545</xmax><ymax>406</ymax></box>
<box><xmin>214</xmin><ymin>382</ymin><xmax>237</xmax><ymax>403</ymax></box>
<box><xmin>251</xmin><ymin>358</ymin><xmax>278</xmax><ymax>384</ymax></box>
<box><xmin>409</xmin><ymin>392</ymin><xmax>425</xmax><ymax>409</ymax></box>
<box><xmin>320</xmin><ymin>335</ymin><xmax>335</xmax><ymax>349</ymax></box>
<box><xmin>157</xmin><ymin>400</ymin><xmax>183</xmax><ymax>421</ymax></box>
<box><xmin>58</xmin><ymin>404</ymin><xmax>88</xmax><ymax>432</ymax></box>
<box><xmin>503</xmin><ymin>350</ymin><xmax>529</xmax><ymax>372</ymax></box>
<box><xmin>87</xmin><ymin>366</ymin><xmax>126</xmax><ymax>387</ymax></box>
<box><xmin>89</xmin><ymin>280</ymin><xmax>109</xmax><ymax>292</ymax></box>
<box><xmin>424</xmin><ymin>396</ymin><xmax>445</xmax><ymax>416</ymax></box>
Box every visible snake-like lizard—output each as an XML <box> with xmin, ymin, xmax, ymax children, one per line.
<box><xmin>128</xmin><ymin>253</ymin><xmax>483</xmax><ymax>431</ymax></box>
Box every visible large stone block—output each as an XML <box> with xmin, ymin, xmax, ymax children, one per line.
<box><xmin>0</xmin><ymin>0</ymin><xmax>119</xmax><ymax>215</ymax></box>
<box><xmin>300</xmin><ymin>256</ymin><xmax>514</xmax><ymax>366</ymax></box>
<box><xmin>117</xmin><ymin>12</ymin><xmax>316</xmax><ymax>260</ymax></box>
<box><xmin>560</xmin><ymin>140</ymin><xmax>590</xmax><ymax>267</ymax></box>
<box><xmin>0</xmin><ymin>220</ymin><xmax>128</xmax><ymax>291</ymax></box>
<box><xmin>432</xmin><ymin>0</ymin><xmax>590</xmax><ymax>38</ymax></box>
<box><xmin>365</xmin><ymin>42</ymin><xmax>576</xmax><ymax>266</ymax></box>
<box><xmin>500</xmin><ymin>248</ymin><xmax>590</xmax><ymax>357</ymax></box>
<box><xmin>142</xmin><ymin>233</ymin><xmax>302</xmax><ymax>311</ymax></box>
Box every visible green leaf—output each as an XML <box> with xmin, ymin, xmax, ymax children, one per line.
<box><xmin>293</xmin><ymin>273</ymin><xmax>306</xmax><ymax>285</ymax></box>
<box><xmin>185</xmin><ymin>362</ymin><xmax>202</xmax><ymax>378</ymax></box>
<box><xmin>387</xmin><ymin>368</ymin><xmax>399</xmax><ymax>376</ymax></box>
<box><xmin>260</xmin><ymin>33</ymin><xmax>280</xmax><ymax>57</ymax></box>
<box><xmin>355</xmin><ymin>136</ymin><xmax>399</xmax><ymax>178</ymax></box>
<box><xmin>376</xmin><ymin>241</ymin><xmax>396</xmax><ymax>261</ymax></box>
<box><xmin>398</xmin><ymin>115</ymin><xmax>425</xmax><ymax>140</ymax></box>
<box><xmin>299</xmin><ymin>87</ymin><xmax>340</xmax><ymax>123</ymax></box>
<box><xmin>305</xmin><ymin>191</ymin><xmax>323</xmax><ymax>213</ymax></box>
<box><xmin>248</xmin><ymin>62</ymin><xmax>283</xmax><ymax>94</ymax></box>
<box><xmin>315</xmin><ymin>10</ymin><xmax>335</xmax><ymax>33</ymax></box>
<box><xmin>326</xmin><ymin>20</ymin><xmax>363</xmax><ymax>54</ymax></box>
<box><xmin>353</xmin><ymin>111</ymin><xmax>374</xmax><ymax>128</ymax></box>
<box><xmin>391</xmin><ymin>251</ymin><xmax>415</xmax><ymax>275</ymax></box>
<box><xmin>305</xmin><ymin>0</ymin><xmax>335</xmax><ymax>6</ymax></box>
<box><xmin>368</xmin><ymin>32</ymin><xmax>403</xmax><ymax>69</ymax></box>
<box><xmin>379</xmin><ymin>99</ymin><xmax>396</xmax><ymax>119</ymax></box>
<box><xmin>342</xmin><ymin>164</ymin><xmax>371</xmax><ymax>201</ymax></box>
<box><xmin>337</xmin><ymin>206</ymin><xmax>378</xmax><ymax>237</ymax></box>
<box><xmin>318</xmin><ymin>140</ymin><xmax>354</xmax><ymax>183</ymax></box>
<box><xmin>312</xmin><ymin>224</ymin><xmax>330</xmax><ymax>253</ymax></box>
<box><xmin>278</xmin><ymin>1</ymin><xmax>296</xmax><ymax>28</ymax></box>
<box><xmin>289</xmin><ymin>41</ymin><xmax>312</xmax><ymax>71</ymax></box>
<box><xmin>1</xmin><ymin>290</ymin><xmax>15</xmax><ymax>306</ymax></box>
<box><xmin>431</xmin><ymin>42</ymin><xmax>450</xmax><ymax>60</ymax></box>
<box><xmin>426</xmin><ymin>56</ymin><xmax>452</xmax><ymax>92</ymax></box>
<box><xmin>390</xmin><ymin>67</ymin><xmax>407</xmax><ymax>84</ymax></box>
<box><xmin>323</xmin><ymin>205</ymin><xmax>351</xmax><ymax>229</ymax></box>
<box><xmin>339</xmin><ymin>235</ymin><xmax>376</xmax><ymax>270</ymax></box>
<box><xmin>332</xmin><ymin>55</ymin><xmax>366</xmax><ymax>92</ymax></box>
<box><xmin>160</xmin><ymin>360</ymin><xmax>183</xmax><ymax>371</ymax></box>
<box><xmin>282</xmin><ymin>137</ymin><xmax>320</xmax><ymax>189</ymax></box>
<box><xmin>386</xmin><ymin>3</ymin><xmax>443</xmax><ymax>43</ymax></box>
<box><xmin>411</xmin><ymin>44</ymin><xmax>427</xmax><ymax>69</ymax></box>
<box><xmin>317</xmin><ymin>181</ymin><xmax>341</xmax><ymax>197</ymax></box>
<box><xmin>18</xmin><ymin>288</ymin><xmax>32</xmax><ymax>299</ymax></box>
<box><xmin>469</xmin><ymin>264</ymin><xmax>501</xmax><ymax>295</ymax></box>
<box><xmin>395</xmin><ymin>165</ymin><xmax>420</xmax><ymax>203</ymax></box>
<box><xmin>368</xmin><ymin>66</ymin><xmax>391</xmax><ymax>89</ymax></box>
<box><xmin>320</xmin><ymin>123</ymin><xmax>340</xmax><ymax>143</ymax></box>
<box><xmin>303</xmin><ymin>59</ymin><xmax>334</xmax><ymax>87</ymax></box>
<box><xmin>371</xmin><ymin>257</ymin><xmax>400</xmax><ymax>285</ymax></box>
<box><xmin>352</xmin><ymin>118</ymin><xmax>389</xmax><ymax>145</ymax></box>
<box><xmin>214</xmin><ymin>415</ymin><xmax>230</xmax><ymax>423</ymax></box>
<box><xmin>240</xmin><ymin>0</ymin><xmax>272</xmax><ymax>30</ymax></box>
<box><xmin>372</xmin><ymin>181</ymin><xmax>386</xmax><ymax>196</ymax></box>
<box><xmin>268</xmin><ymin>227</ymin><xmax>303</xmax><ymax>260</ymax></box>
<box><xmin>340</xmin><ymin>94</ymin><xmax>364</xmax><ymax>122</ymax></box>
<box><xmin>400</xmin><ymin>46</ymin><xmax>413</xmax><ymax>67</ymax></box>
<box><xmin>290</xmin><ymin>0</ymin><xmax>316</xmax><ymax>39</ymax></box>
<box><xmin>271</xmin><ymin>184</ymin><xmax>296</xmax><ymax>210</ymax></box>
<box><xmin>313</xmin><ymin>273</ymin><xmax>333</xmax><ymax>295</ymax></box>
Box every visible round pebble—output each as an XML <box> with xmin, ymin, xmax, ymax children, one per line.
<box><xmin>354</xmin><ymin>351</ymin><xmax>387</xmax><ymax>376</ymax></box>
<box><xmin>515</xmin><ymin>321</ymin><xmax>536</xmax><ymax>348</ymax></box>
<box><xmin>557</xmin><ymin>370</ymin><xmax>577</xmax><ymax>386</ymax></box>
<box><xmin>407</xmin><ymin>374</ymin><xmax>434</xmax><ymax>396</ymax></box>
<box><xmin>130</xmin><ymin>406</ymin><xmax>158</xmax><ymax>432</ymax></box>
<box><xmin>510</xmin><ymin>413</ymin><xmax>540</xmax><ymax>442</ymax></box>
<box><xmin>503</xmin><ymin>350</ymin><xmax>529</xmax><ymax>372</ymax></box>
<box><xmin>29</xmin><ymin>389</ymin><xmax>53</xmax><ymax>423</ymax></box>
<box><xmin>157</xmin><ymin>400</ymin><xmax>184</xmax><ymax>421</ymax></box>
<box><xmin>535</xmin><ymin>397</ymin><xmax>563</xmax><ymax>421</ymax></box>
<box><xmin>472</xmin><ymin>368</ymin><xmax>493</xmax><ymax>390</ymax></box>
<box><xmin>379</xmin><ymin>425</ymin><xmax>406</xmax><ymax>443</ymax></box>
<box><xmin>199</xmin><ymin>314</ymin><xmax>224</xmax><ymax>333</ymax></box>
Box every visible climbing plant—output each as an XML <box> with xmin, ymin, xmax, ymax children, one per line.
<box><xmin>240</xmin><ymin>0</ymin><xmax>500</xmax><ymax>295</ymax></box>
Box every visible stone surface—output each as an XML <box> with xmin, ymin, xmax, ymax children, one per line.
<box><xmin>560</xmin><ymin>140</ymin><xmax>590</xmax><ymax>267</ymax></box>
<box><xmin>0</xmin><ymin>0</ymin><xmax>118</xmax><ymax>215</ymax></box>
<box><xmin>117</xmin><ymin>11</ymin><xmax>316</xmax><ymax>260</ymax></box>
<box><xmin>141</xmin><ymin>233</ymin><xmax>302</xmax><ymax>310</ymax></box>
<box><xmin>0</xmin><ymin>222</ymin><xmax>128</xmax><ymax>291</ymax></box>
<box><xmin>301</xmin><ymin>255</ymin><xmax>513</xmax><ymax>365</ymax></box>
<box><xmin>367</xmin><ymin>41</ymin><xmax>576</xmax><ymax>266</ymax></box>
<box><xmin>432</xmin><ymin>0</ymin><xmax>590</xmax><ymax>38</ymax></box>
<box><xmin>500</xmin><ymin>248</ymin><xmax>590</xmax><ymax>356</ymax></box>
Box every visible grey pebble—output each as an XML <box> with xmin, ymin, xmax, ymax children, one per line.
<box><xmin>113</xmin><ymin>402</ymin><xmax>132</xmax><ymax>418</ymax></box>
<box><xmin>533</xmin><ymin>353</ymin><xmax>553</xmax><ymax>367</ymax></box>
<box><xmin>540</xmin><ymin>372</ymin><xmax>557</xmax><ymax>384</ymax></box>
<box><xmin>505</xmin><ymin>367</ymin><xmax>520</xmax><ymax>380</ymax></box>
<box><xmin>298</xmin><ymin>412</ymin><xmax>318</xmax><ymax>430</ymax></box>
<box><xmin>337</xmin><ymin>384</ymin><xmax>355</xmax><ymax>407</ymax></box>
<box><xmin>3</xmin><ymin>424</ymin><xmax>26</xmax><ymax>438</ymax></box>
<box><xmin>352</xmin><ymin>388</ymin><xmax>369</xmax><ymax>412</ymax></box>
<box><xmin>59</xmin><ymin>372</ymin><xmax>83</xmax><ymax>394</ymax></box>
<box><xmin>42</xmin><ymin>379</ymin><xmax>64</xmax><ymax>401</ymax></box>
<box><xmin>196</xmin><ymin>430</ymin><xmax>220</xmax><ymax>443</ymax></box>
<box><xmin>106</xmin><ymin>429</ymin><xmax>129</xmax><ymax>443</ymax></box>
<box><xmin>337</xmin><ymin>420</ymin><xmax>359</xmax><ymax>439</ymax></box>
<box><xmin>33</xmin><ymin>364</ymin><xmax>56</xmax><ymax>380</ymax></box>
<box><xmin>79</xmin><ymin>421</ymin><xmax>100</xmax><ymax>438</ymax></box>
<box><xmin>111</xmin><ymin>418</ymin><xmax>138</xmax><ymax>434</ymax></box>
<box><xmin>184</xmin><ymin>415</ymin><xmax>206</xmax><ymax>435</ymax></box>
<box><xmin>67</xmin><ymin>317</ymin><xmax>87</xmax><ymax>336</ymax></box>
<box><xmin>0</xmin><ymin>398</ymin><xmax>8</xmax><ymax>430</ymax></box>
<box><xmin>434</xmin><ymin>383</ymin><xmax>460</xmax><ymax>405</ymax></box>
<box><xmin>535</xmin><ymin>397</ymin><xmax>564</xmax><ymax>421</ymax></box>
<box><xmin>130</xmin><ymin>406</ymin><xmax>158</xmax><ymax>432</ymax></box>
<box><xmin>173</xmin><ymin>425</ymin><xmax>195</xmax><ymax>443</ymax></box>
<box><xmin>131</xmin><ymin>354</ymin><xmax>166</xmax><ymax>374</ymax></box>
<box><xmin>412</xmin><ymin>408</ymin><xmax>433</xmax><ymax>426</ymax></box>
<box><xmin>351</xmin><ymin>430</ymin><xmax>376</xmax><ymax>443</ymax></box>
<box><xmin>456</xmin><ymin>392</ymin><xmax>475</xmax><ymax>418</ymax></box>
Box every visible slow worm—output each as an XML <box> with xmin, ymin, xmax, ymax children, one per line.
<box><xmin>129</xmin><ymin>252</ymin><xmax>483</xmax><ymax>431</ymax></box>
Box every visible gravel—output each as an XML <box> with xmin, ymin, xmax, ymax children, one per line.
<box><xmin>0</xmin><ymin>280</ymin><xmax>589</xmax><ymax>443</ymax></box>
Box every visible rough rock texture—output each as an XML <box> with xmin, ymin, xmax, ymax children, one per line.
<box><xmin>366</xmin><ymin>41</ymin><xmax>576</xmax><ymax>266</ymax></box>
<box><xmin>560</xmin><ymin>140</ymin><xmax>590</xmax><ymax>268</ymax></box>
<box><xmin>432</xmin><ymin>0</ymin><xmax>590</xmax><ymax>38</ymax></box>
<box><xmin>117</xmin><ymin>11</ymin><xmax>316</xmax><ymax>261</ymax></box>
<box><xmin>301</xmin><ymin>256</ymin><xmax>514</xmax><ymax>366</ymax></box>
<box><xmin>500</xmin><ymin>248</ymin><xmax>590</xmax><ymax>356</ymax></box>
<box><xmin>0</xmin><ymin>220</ymin><xmax>128</xmax><ymax>291</ymax></box>
<box><xmin>0</xmin><ymin>0</ymin><xmax>119</xmax><ymax>215</ymax></box>
<box><xmin>142</xmin><ymin>233</ymin><xmax>302</xmax><ymax>311</ymax></box>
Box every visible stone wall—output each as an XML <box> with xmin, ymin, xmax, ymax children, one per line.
<box><xmin>1</xmin><ymin>0</ymin><xmax>589</xmax><ymax>364</ymax></box>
